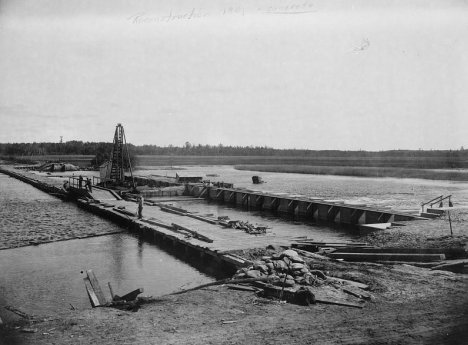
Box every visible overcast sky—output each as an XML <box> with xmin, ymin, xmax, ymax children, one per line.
<box><xmin>0</xmin><ymin>0</ymin><xmax>467</xmax><ymax>150</ymax></box>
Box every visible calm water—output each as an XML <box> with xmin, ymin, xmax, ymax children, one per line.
<box><xmin>0</xmin><ymin>173</ymin><xmax>214</xmax><ymax>322</ymax></box>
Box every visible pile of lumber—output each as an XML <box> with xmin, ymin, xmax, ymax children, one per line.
<box><xmin>83</xmin><ymin>269</ymin><xmax>144</xmax><ymax>310</ymax></box>
<box><xmin>292</xmin><ymin>240</ymin><xmax>461</xmax><ymax>263</ymax></box>
<box><xmin>219</xmin><ymin>219</ymin><xmax>269</xmax><ymax>235</ymax></box>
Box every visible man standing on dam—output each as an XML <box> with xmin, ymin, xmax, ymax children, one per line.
<box><xmin>138</xmin><ymin>196</ymin><xmax>144</xmax><ymax>219</ymax></box>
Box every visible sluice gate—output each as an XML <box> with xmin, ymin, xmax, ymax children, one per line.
<box><xmin>186</xmin><ymin>184</ymin><xmax>421</xmax><ymax>225</ymax></box>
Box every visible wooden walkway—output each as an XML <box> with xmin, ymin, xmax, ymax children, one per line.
<box><xmin>106</xmin><ymin>199</ymin><xmax>303</xmax><ymax>252</ymax></box>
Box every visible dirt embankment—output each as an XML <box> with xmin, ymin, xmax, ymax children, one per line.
<box><xmin>2</xmin><ymin>248</ymin><xmax>468</xmax><ymax>345</ymax></box>
<box><xmin>362</xmin><ymin>209</ymin><xmax>468</xmax><ymax>250</ymax></box>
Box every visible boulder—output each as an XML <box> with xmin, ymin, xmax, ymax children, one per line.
<box><xmin>284</xmin><ymin>279</ymin><xmax>295</xmax><ymax>287</ymax></box>
<box><xmin>309</xmin><ymin>270</ymin><xmax>327</xmax><ymax>280</ymax></box>
<box><xmin>267</xmin><ymin>274</ymin><xmax>280</xmax><ymax>283</ymax></box>
<box><xmin>274</xmin><ymin>260</ymin><xmax>288</xmax><ymax>272</ymax></box>
<box><xmin>271</xmin><ymin>253</ymin><xmax>282</xmax><ymax>260</ymax></box>
<box><xmin>291</xmin><ymin>263</ymin><xmax>305</xmax><ymax>271</ymax></box>
<box><xmin>303</xmin><ymin>273</ymin><xmax>315</xmax><ymax>285</ymax></box>
<box><xmin>281</xmin><ymin>249</ymin><xmax>298</xmax><ymax>258</ymax></box>
<box><xmin>292</xmin><ymin>270</ymin><xmax>303</xmax><ymax>277</ymax></box>
<box><xmin>257</xmin><ymin>265</ymin><xmax>270</xmax><ymax>274</ymax></box>
<box><xmin>290</xmin><ymin>256</ymin><xmax>305</xmax><ymax>264</ymax></box>
<box><xmin>294</xmin><ymin>277</ymin><xmax>305</xmax><ymax>284</ymax></box>
<box><xmin>246</xmin><ymin>270</ymin><xmax>264</xmax><ymax>278</ymax></box>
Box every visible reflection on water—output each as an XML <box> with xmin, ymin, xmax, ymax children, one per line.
<box><xmin>0</xmin><ymin>234</ymin><xmax>214</xmax><ymax>323</ymax></box>
<box><xmin>0</xmin><ymin>173</ymin><xmax>214</xmax><ymax>323</ymax></box>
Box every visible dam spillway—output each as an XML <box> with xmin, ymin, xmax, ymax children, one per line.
<box><xmin>185</xmin><ymin>184</ymin><xmax>423</xmax><ymax>225</ymax></box>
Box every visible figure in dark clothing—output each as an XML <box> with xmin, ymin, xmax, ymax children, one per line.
<box><xmin>78</xmin><ymin>175</ymin><xmax>83</xmax><ymax>189</ymax></box>
<box><xmin>138</xmin><ymin>196</ymin><xmax>144</xmax><ymax>219</ymax></box>
<box><xmin>63</xmin><ymin>181</ymin><xmax>69</xmax><ymax>191</ymax></box>
<box><xmin>86</xmin><ymin>178</ymin><xmax>92</xmax><ymax>192</ymax></box>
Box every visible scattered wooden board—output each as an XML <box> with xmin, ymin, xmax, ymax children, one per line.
<box><xmin>329</xmin><ymin>252</ymin><xmax>446</xmax><ymax>262</ymax></box>
<box><xmin>172</xmin><ymin>223</ymin><xmax>213</xmax><ymax>243</ymax></box>
<box><xmin>86</xmin><ymin>270</ymin><xmax>107</xmax><ymax>305</ymax></box>
<box><xmin>326</xmin><ymin>277</ymin><xmax>369</xmax><ymax>290</ymax></box>
<box><xmin>84</xmin><ymin>277</ymin><xmax>101</xmax><ymax>307</ymax></box>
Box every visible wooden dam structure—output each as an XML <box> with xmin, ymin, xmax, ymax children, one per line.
<box><xmin>185</xmin><ymin>184</ymin><xmax>423</xmax><ymax>226</ymax></box>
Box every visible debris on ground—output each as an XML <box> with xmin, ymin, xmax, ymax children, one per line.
<box><xmin>230</xmin><ymin>249</ymin><xmax>370</xmax><ymax>308</ymax></box>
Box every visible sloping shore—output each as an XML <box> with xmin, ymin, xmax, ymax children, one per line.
<box><xmin>2</xmin><ymin>252</ymin><xmax>468</xmax><ymax>345</ymax></box>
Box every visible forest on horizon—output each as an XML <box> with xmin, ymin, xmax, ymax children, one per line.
<box><xmin>1</xmin><ymin>141</ymin><xmax>467</xmax><ymax>158</ymax></box>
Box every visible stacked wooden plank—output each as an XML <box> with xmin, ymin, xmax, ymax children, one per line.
<box><xmin>292</xmin><ymin>240</ymin><xmax>456</xmax><ymax>263</ymax></box>
<box><xmin>83</xmin><ymin>270</ymin><xmax>107</xmax><ymax>307</ymax></box>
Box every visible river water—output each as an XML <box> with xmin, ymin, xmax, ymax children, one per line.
<box><xmin>2</xmin><ymin>166</ymin><xmax>468</xmax><ymax>322</ymax></box>
<box><xmin>0</xmin><ymin>173</ymin><xmax>214</xmax><ymax>323</ymax></box>
<box><xmin>137</xmin><ymin>166</ymin><xmax>468</xmax><ymax>210</ymax></box>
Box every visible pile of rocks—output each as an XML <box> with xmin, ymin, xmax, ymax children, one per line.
<box><xmin>233</xmin><ymin>249</ymin><xmax>327</xmax><ymax>289</ymax></box>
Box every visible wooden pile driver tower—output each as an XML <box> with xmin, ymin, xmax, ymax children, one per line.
<box><xmin>105</xmin><ymin>123</ymin><xmax>134</xmax><ymax>186</ymax></box>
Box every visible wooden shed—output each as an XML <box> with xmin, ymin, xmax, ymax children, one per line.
<box><xmin>175</xmin><ymin>173</ymin><xmax>204</xmax><ymax>183</ymax></box>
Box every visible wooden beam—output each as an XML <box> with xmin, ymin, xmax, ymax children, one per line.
<box><xmin>306</xmin><ymin>202</ymin><xmax>313</xmax><ymax>210</ymax></box>
<box><xmin>84</xmin><ymin>277</ymin><xmax>101</xmax><ymax>307</ymax></box>
<box><xmin>172</xmin><ymin>223</ymin><xmax>214</xmax><ymax>243</ymax></box>
<box><xmin>314</xmin><ymin>296</ymin><xmax>364</xmax><ymax>308</ymax></box>
<box><xmin>115</xmin><ymin>288</ymin><xmax>144</xmax><ymax>302</ymax></box>
<box><xmin>186</xmin><ymin>213</ymin><xmax>218</xmax><ymax>224</ymax></box>
<box><xmin>271</xmin><ymin>198</ymin><xmax>277</xmax><ymax>207</ymax></box>
<box><xmin>328</xmin><ymin>253</ymin><xmax>446</xmax><ymax>263</ymax></box>
<box><xmin>86</xmin><ymin>270</ymin><xmax>107</xmax><ymax>305</ymax></box>
<box><xmin>4</xmin><ymin>306</ymin><xmax>32</xmax><ymax>319</ymax></box>
<box><xmin>326</xmin><ymin>277</ymin><xmax>369</xmax><ymax>290</ymax></box>
<box><xmin>160</xmin><ymin>206</ymin><xmax>187</xmax><ymax>216</ymax></box>
<box><xmin>287</xmin><ymin>200</ymin><xmax>294</xmax><ymax>208</ymax></box>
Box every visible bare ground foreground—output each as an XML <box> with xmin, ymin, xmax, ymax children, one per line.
<box><xmin>2</xmin><ymin>252</ymin><xmax>468</xmax><ymax>345</ymax></box>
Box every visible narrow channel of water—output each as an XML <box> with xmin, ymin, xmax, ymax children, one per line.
<box><xmin>0</xmin><ymin>173</ymin><xmax>214</xmax><ymax>323</ymax></box>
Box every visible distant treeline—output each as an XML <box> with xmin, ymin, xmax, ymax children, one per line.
<box><xmin>1</xmin><ymin>141</ymin><xmax>467</xmax><ymax>158</ymax></box>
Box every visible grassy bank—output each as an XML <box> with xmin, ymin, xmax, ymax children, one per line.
<box><xmin>235</xmin><ymin>164</ymin><xmax>468</xmax><ymax>181</ymax></box>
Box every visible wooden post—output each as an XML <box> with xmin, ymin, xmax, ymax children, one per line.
<box><xmin>108</xmin><ymin>282</ymin><xmax>115</xmax><ymax>300</ymax></box>
<box><xmin>448</xmin><ymin>211</ymin><xmax>453</xmax><ymax>237</ymax></box>
<box><xmin>279</xmin><ymin>257</ymin><xmax>291</xmax><ymax>301</ymax></box>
